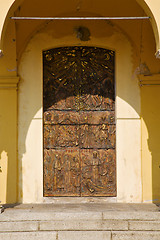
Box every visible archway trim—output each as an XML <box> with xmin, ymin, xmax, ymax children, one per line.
<box><xmin>0</xmin><ymin>0</ymin><xmax>160</xmax><ymax>54</ymax></box>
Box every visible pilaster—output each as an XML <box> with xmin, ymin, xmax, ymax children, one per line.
<box><xmin>0</xmin><ymin>77</ymin><xmax>19</xmax><ymax>204</ymax></box>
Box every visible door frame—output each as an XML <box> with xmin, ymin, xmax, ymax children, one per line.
<box><xmin>43</xmin><ymin>46</ymin><xmax>116</xmax><ymax>197</ymax></box>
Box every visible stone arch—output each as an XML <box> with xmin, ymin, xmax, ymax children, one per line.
<box><xmin>136</xmin><ymin>0</ymin><xmax>160</xmax><ymax>53</ymax></box>
<box><xmin>0</xmin><ymin>0</ymin><xmax>159</xmax><ymax>54</ymax></box>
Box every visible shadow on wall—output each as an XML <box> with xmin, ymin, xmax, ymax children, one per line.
<box><xmin>0</xmin><ymin>127</ymin><xmax>17</xmax><ymax>204</ymax></box>
<box><xmin>141</xmin><ymin>85</ymin><xmax>160</xmax><ymax>204</ymax></box>
<box><xmin>0</xmin><ymin>86</ymin><xmax>18</xmax><ymax>204</ymax></box>
<box><xmin>17</xmin><ymin>18</ymin><xmax>142</xmax><ymax>203</ymax></box>
<box><xmin>18</xmin><ymin>46</ymin><xmax>116</xmax><ymax>202</ymax></box>
<box><xmin>0</xmin><ymin>151</ymin><xmax>8</xmax><ymax>203</ymax></box>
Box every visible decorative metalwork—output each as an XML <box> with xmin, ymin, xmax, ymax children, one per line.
<box><xmin>43</xmin><ymin>46</ymin><xmax>116</xmax><ymax>197</ymax></box>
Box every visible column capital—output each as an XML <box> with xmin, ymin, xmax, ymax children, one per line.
<box><xmin>138</xmin><ymin>74</ymin><xmax>160</xmax><ymax>86</ymax></box>
<box><xmin>0</xmin><ymin>77</ymin><xmax>20</xmax><ymax>89</ymax></box>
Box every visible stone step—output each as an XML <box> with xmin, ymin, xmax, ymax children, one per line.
<box><xmin>0</xmin><ymin>219</ymin><xmax>160</xmax><ymax>231</ymax></box>
<box><xmin>0</xmin><ymin>232</ymin><xmax>57</xmax><ymax>240</ymax></box>
<box><xmin>0</xmin><ymin>231</ymin><xmax>160</xmax><ymax>240</ymax></box>
<box><xmin>0</xmin><ymin>204</ymin><xmax>160</xmax><ymax>239</ymax></box>
<box><xmin>1</xmin><ymin>210</ymin><xmax>160</xmax><ymax>221</ymax></box>
<box><xmin>112</xmin><ymin>231</ymin><xmax>160</xmax><ymax>240</ymax></box>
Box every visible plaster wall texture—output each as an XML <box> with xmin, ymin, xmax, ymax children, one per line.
<box><xmin>0</xmin><ymin>80</ymin><xmax>18</xmax><ymax>204</ymax></box>
<box><xmin>0</xmin><ymin>0</ymin><xmax>159</xmax><ymax>203</ymax></box>
<box><xmin>18</xmin><ymin>21</ymin><xmax>141</xmax><ymax>203</ymax></box>
<box><xmin>141</xmin><ymin>85</ymin><xmax>160</xmax><ymax>203</ymax></box>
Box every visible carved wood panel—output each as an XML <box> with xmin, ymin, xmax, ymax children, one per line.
<box><xmin>43</xmin><ymin>46</ymin><xmax>116</xmax><ymax>197</ymax></box>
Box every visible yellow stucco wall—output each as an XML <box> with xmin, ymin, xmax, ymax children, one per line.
<box><xmin>140</xmin><ymin>75</ymin><xmax>160</xmax><ymax>203</ymax></box>
<box><xmin>0</xmin><ymin>0</ymin><xmax>160</xmax><ymax>203</ymax></box>
<box><xmin>0</xmin><ymin>78</ymin><xmax>19</xmax><ymax>204</ymax></box>
<box><xmin>18</xmin><ymin>20</ymin><xmax>141</xmax><ymax>203</ymax></box>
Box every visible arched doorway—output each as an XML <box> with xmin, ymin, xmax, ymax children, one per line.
<box><xmin>43</xmin><ymin>46</ymin><xmax>116</xmax><ymax>196</ymax></box>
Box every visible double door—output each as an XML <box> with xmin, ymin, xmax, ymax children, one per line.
<box><xmin>43</xmin><ymin>46</ymin><xmax>116</xmax><ymax>197</ymax></box>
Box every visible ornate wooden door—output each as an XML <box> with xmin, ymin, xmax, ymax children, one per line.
<box><xmin>43</xmin><ymin>46</ymin><xmax>116</xmax><ymax>197</ymax></box>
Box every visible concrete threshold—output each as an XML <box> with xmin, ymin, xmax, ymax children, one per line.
<box><xmin>2</xmin><ymin>202</ymin><xmax>160</xmax><ymax>213</ymax></box>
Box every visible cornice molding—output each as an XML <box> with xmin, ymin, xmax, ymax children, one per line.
<box><xmin>138</xmin><ymin>74</ymin><xmax>160</xmax><ymax>86</ymax></box>
<box><xmin>0</xmin><ymin>77</ymin><xmax>19</xmax><ymax>89</ymax></box>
